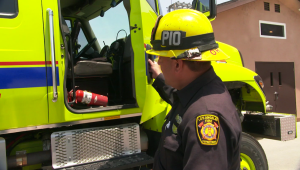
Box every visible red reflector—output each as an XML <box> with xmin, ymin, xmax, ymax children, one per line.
<box><xmin>217</xmin><ymin>60</ymin><xmax>227</xmax><ymax>63</ymax></box>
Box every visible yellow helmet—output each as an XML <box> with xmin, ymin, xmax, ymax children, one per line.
<box><xmin>146</xmin><ymin>9</ymin><xmax>229</xmax><ymax>61</ymax></box>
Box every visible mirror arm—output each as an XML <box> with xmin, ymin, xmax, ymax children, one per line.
<box><xmin>209</xmin><ymin>0</ymin><xmax>217</xmax><ymax>20</ymax></box>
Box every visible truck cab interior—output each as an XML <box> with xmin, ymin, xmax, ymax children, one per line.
<box><xmin>59</xmin><ymin>0</ymin><xmax>137</xmax><ymax>111</ymax></box>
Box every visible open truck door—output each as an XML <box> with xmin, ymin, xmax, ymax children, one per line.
<box><xmin>129</xmin><ymin>0</ymin><xmax>171</xmax><ymax>124</ymax></box>
<box><xmin>192</xmin><ymin>0</ymin><xmax>217</xmax><ymax>21</ymax></box>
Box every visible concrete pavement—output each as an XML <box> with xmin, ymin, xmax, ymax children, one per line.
<box><xmin>254</xmin><ymin>122</ymin><xmax>300</xmax><ymax>170</ymax></box>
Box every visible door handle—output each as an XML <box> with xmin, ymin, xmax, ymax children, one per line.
<box><xmin>47</xmin><ymin>8</ymin><xmax>58</xmax><ymax>102</ymax></box>
<box><xmin>274</xmin><ymin>91</ymin><xmax>278</xmax><ymax>101</ymax></box>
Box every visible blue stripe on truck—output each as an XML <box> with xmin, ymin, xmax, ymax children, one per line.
<box><xmin>0</xmin><ymin>67</ymin><xmax>59</xmax><ymax>89</ymax></box>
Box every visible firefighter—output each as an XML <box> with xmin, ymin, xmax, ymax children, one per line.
<box><xmin>147</xmin><ymin>9</ymin><xmax>242</xmax><ymax>170</ymax></box>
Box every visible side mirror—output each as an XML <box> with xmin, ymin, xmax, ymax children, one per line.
<box><xmin>192</xmin><ymin>0</ymin><xmax>216</xmax><ymax>21</ymax></box>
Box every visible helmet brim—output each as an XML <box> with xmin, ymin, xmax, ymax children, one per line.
<box><xmin>146</xmin><ymin>48</ymin><xmax>229</xmax><ymax>61</ymax></box>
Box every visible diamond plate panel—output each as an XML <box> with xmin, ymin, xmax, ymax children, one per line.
<box><xmin>0</xmin><ymin>137</ymin><xmax>7</xmax><ymax>170</ymax></box>
<box><xmin>51</xmin><ymin>123</ymin><xmax>141</xmax><ymax>169</ymax></box>
<box><xmin>57</xmin><ymin>152</ymin><xmax>153</xmax><ymax>170</ymax></box>
<box><xmin>279</xmin><ymin>116</ymin><xmax>296</xmax><ymax>141</ymax></box>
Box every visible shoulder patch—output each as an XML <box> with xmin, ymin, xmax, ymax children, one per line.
<box><xmin>196</xmin><ymin>114</ymin><xmax>220</xmax><ymax>146</ymax></box>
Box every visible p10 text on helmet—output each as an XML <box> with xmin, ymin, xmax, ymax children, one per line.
<box><xmin>162</xmin><ymin>31</ymin><xmax>184</xmax><ymax>46</ymax></box>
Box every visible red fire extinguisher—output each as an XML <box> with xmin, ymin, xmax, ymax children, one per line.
<box><xmin>69</xmin><ymin>90</ymin><xmax>108</xmax><ymax>107</ymax></box>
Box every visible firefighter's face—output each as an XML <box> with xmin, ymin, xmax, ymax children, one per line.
<box><xmin>158</xmin><ymin>56</ymin><xmax>179</xmax><ymax>87</ymax></box>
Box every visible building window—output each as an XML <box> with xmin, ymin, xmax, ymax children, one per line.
<box><xmin>264</xmin><ymin>2</ymin><xmax>270</xmax><ymax>11</ymax></box>
<box><xmin>0</xmin><ymin>0</ymin><xmax>18</xmax><ymax>18</ymax></box>
<box><xmin>259</xmin><ymin>20</ymin><xmax>286</xmax><ymax>39</ymax></box>
<box><xmin>275</xmin><ymin>4</ymin><xmax>280</xmax><ymax>13</ymax></box>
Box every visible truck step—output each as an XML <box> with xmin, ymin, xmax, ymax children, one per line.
<box><xmin>42</xmin><ymin>152</ymin><xmax>153</xmax><ymax>170</ymax></box>
<box><xmin>51</xmin><ymin>123</ymin><xmax>141</xmax><ymax>169</ymax></box>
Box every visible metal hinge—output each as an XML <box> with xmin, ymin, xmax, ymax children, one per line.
<box><xmin>130</xmin><ymin>24</ymin><xmax>141</xmax><ymax>33</ymax></box>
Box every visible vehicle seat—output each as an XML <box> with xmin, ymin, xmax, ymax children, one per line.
<box><xmin>74</xmin><ymin>60</ymin><xmax>112</xmax><ymax>77</ymax></box>
<box><xmin>99</xmin><ymin>45</ymin><xmax>110</xmax><ymax>58</ymax></box>
<box><xmin>74</xmin><ymin>45</ymin><xmax>112</xmax><ymax>77</ymax></box>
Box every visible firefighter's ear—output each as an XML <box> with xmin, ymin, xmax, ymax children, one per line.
<box><xmin>175</xmin><ymin>59</ymin><xmax>183</xmax><ymax>72</ymax></box>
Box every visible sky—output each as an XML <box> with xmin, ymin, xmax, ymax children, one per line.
<box><xmin>160</xmin><ymin>0</ymin><xmax>231</xmax><ymax>15</ymax></box>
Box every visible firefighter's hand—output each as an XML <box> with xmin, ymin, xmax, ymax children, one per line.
<box><xmin>148</xmin><ymin>59</ymin><xmax>161</xmax><ymax>79</ymax></box>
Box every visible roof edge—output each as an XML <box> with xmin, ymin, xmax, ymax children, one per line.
<box><xmin>217</xmin><ymin>0</ymin><xmax>256</xmax><ymax>13</ymax></box>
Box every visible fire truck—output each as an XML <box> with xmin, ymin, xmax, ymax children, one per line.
<box><xmin>0</xmin><ymin>0</ymin><xmax>295</xmax><ymax>169</ymax></box>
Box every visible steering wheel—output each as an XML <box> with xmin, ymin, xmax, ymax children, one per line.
<box><xmin>75</xmin><ymin>38</ymin><xmax>97</xmax><ymax>60</ymax></box>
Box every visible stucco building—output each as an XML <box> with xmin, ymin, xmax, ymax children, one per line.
<box><xmin>211</xmin><ymin>0</ymin><xmax>300</xmax><ymax>120</ymax></box>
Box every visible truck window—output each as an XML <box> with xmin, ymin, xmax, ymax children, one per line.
<box><xmin>63</xmin><ymin>19</ymin><xmax>87</xmax><ymax>52</ymax></box>
<box><xmin>65</xmin><ymin>19</ymin><xmax>72</xmax><ymax>31</ymax></box>
<box><xmin>78</xmin><ymin>28</ymin><xmax>88</xmax><ymax>52</ymax></box>
<box><xmin>146</xmin><ymin>0</ymin><xmax>158</xmax><ymax>14</ymax></box>
<box><xmin>89</xmin><ymin>1</ymin><xmax>130</xmax><ymax>46</ymax></box>
<box><xmin>0</xmin><ymin>0</ymin><xmax>18</xmax><ymax>18</ymax></box>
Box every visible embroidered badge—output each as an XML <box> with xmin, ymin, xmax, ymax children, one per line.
<box><xmin>196</xmin><ymin>114</ymin><xmax>220</xmax><ymax>145</ymax></box>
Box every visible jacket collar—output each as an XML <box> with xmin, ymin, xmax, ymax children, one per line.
<box><xmin>176</xmin><ymin>67</ymin><xmax>217</xmax><ymax>108</ymax></box>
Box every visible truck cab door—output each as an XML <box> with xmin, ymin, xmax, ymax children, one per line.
<box><xmin>0</xmin><ymin>0</ymin><xmax>49</xmax><ymax>130</ymax></box>
<box><xmin>127</xmin><ymin>0</ymin><xmax>169</xmax><ymax>123</ymax></box>
<box><xmin>41</xmin><ymin>1</ymin><xmax>73</xmax><ymax>123</ymax></box>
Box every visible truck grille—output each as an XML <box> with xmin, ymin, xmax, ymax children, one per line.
<box><xmin>51</xmin><ymin>123</ymin><xmax>141</xmax><ymax>169</ymax></box>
